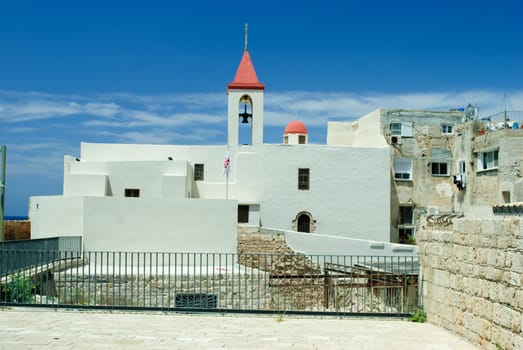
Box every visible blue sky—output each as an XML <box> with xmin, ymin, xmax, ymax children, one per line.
<box><xmin>1</xmin><ymin>0</ymin><xmax>522</xmax><ymax>216</ymax></box>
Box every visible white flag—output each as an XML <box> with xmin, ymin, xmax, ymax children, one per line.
<box><xmin>223</xmin><ymin>152</ymin><xmax>231</xmax><ymax>175</ymax></box>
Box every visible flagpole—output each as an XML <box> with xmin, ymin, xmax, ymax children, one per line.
<box><xmin>225</xmin><ymin>145</ymin><xmax>230</xmax><ymax>200</ymax></box>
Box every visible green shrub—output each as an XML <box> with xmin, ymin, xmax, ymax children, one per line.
<box><xmin>1</xmin><ymin>274</ymin><xmax>35</xmax><ymax>303</ymax></box>
<box><xmin>408</xmin><ymin>307</ymin><xmax>427</xmax><ymax>323</ymax></box>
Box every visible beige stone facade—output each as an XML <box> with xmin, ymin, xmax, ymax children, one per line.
<box><xmin>418</xmin><ymin>211</ymin><xmax>523</xmax><ymax>350</ymax></box>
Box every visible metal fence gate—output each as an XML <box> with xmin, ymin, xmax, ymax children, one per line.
<box><xmin>1</xmin><ymin>250</ymin><xmax>419</xmax><ymax>317</ymax></box>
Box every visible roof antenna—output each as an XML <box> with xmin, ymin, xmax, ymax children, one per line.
<box><xmin>244</xmin><ymin>22</ymin><xmax>248</xmax><ymax>51</ymax></box>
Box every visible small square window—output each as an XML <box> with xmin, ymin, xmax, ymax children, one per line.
<box><xmin>478</xmin><ymin>150</ymin><xmax>499</xmax><ymax>171</ymax></box>
<box><xmin>390</xmin><ymin>123</ymin><xmax>402</xmax><ymax>136</ymax></box>
<box><xmin>238</xmin><ymin>205</ymin><xmax>249</xmax><ymax>223</ymax></box>
<box><xmin>298</xmin><ymin>135</ymin><xmax>306</xmax><ymax>144</ymax></box>
<box><xmin>125</xmin><ymin>188</ymin><xmax>140</xmax><ymax>197</ymax></box>
<box><xmin>394</xmin><ymin>158</ymin><xmax>412</xmax><ymax>181</ymax></box>
<box><xmin>431</xmin><ymin>162</ymin><xmax>449</xmax><ymax>176</ymax></box>
<box><xmin>298</xmin><ymin>168</ymin><xmax>310</xmax><ymax>190</ymax></box>
<box><xmin>390</xmin><ymin>122</ymin><xmax>413</xmax><ymax>137</ymax></box>
<box><xmin>194</xmin><ymin>164</ymin><xmax>204</xmax><ymax>181</ymax></box>
<box><xmin>441</xmin><ymin>124</ymin><xmax>454</xmax><ymax>135</ymax></box>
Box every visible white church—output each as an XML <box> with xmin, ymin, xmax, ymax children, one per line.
<box><xmin>29</xmin><ymin>41</ymin><xmax>416</xmax><ymax>257</ymax></box>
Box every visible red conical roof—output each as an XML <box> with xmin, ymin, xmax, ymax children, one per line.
<box><xmin>227</xmin><ymin>50</ymin><xmax>265</xmax><ymax>91</ymax></box>
<box><xmin>284</xmin><ymin>120</ymin><xmax>308</xmax><ymax>134</ymax></box>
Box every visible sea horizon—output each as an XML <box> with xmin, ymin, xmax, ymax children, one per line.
<box><xmin>4</xmin><ymin>215</ymin><xmax>29</xmax><ymax>221</ymax></box>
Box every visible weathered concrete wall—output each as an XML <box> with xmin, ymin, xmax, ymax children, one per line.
<box><xmin>3</xmin><ymin>220</ymin><xmax>30</xmax><ymax>240</ymax></box>
<box><xmin>418</xmin><ymin>213</ymin><xmax>523</xmax><ymax>350</ymax></box>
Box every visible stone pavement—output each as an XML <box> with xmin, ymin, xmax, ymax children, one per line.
<box><xmin>0</xmin><ymin>308</ymin><xmax>481</xmax><ymax>350</ymax></box>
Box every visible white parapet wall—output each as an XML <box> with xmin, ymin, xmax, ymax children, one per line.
<box><xmin>260</xmin><ymin>227</ymin><xmax>418</xmax><ymax>257</ymax></box>
<box><xmin>30</xmin><ymin>196</ymin><xmax>238</xmax><ymax>254</ymax></box>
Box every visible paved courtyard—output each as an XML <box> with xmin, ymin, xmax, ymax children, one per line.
<box><xmin>0</xmin><ymin>308</ymin><xmax>480</xmax><ymax>349</ymax></box>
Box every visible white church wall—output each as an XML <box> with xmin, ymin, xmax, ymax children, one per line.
<box><xmin>64</xmin><ymin>173</ymin><xmax>108</xmax><ymax>196</ymax></box>
<box><xmin>65</xmin><ymin>155</ymin><xmax>190</xmax><ymax>198</ymax></box>
<box><xmin>80</xmin><ymin>142</ymin><xmax>185</xmax><ymax>161</ymax></box>
<box><xmin>258</xmin><ymin>145</ymin><xmax>390</xmax><ymax>241</ymax></box>
<box><xmin>64</xmin><ymin>142</ymin><xmax>391</xmax><ymax>243</ymax></box>
<box><xmin>161</xmin><ymin>175</ymin><xmax>189</xmax><ymax>198</ymax></box>
<box><xmin>30</xmin><ymin>196</ymin><xmax>238</xmax><ymax>254</ymax></box>
<box><xmin>30</xmin><ymin>196</ymin><xmax>84</xmax><ymax>239</ymax></box>
<box><xmin>81</xmin><ymin>197</ymin><xmax>237</xmax><ymax>253</ymax></box>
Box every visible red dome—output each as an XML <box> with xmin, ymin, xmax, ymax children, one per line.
<box><xmin>284</xmin><ymin>120</ymin><xmax>308</xmax><ymax>134</ymax></box>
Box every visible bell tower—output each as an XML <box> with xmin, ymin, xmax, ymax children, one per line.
<box><xmin>227</xmin><ymin>23</ymin><xmax>265</xmax><ymax>146</ymax></box>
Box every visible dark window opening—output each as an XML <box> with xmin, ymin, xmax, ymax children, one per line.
<box><xmin>297</xmin><ymin>214</ymin><xmax>311</xmax><ymax>233</ymax></box>
<box><xmin>299</xmin><ymin>135</ymin><xmax>306</xmax><ymax>144</ymax></box>
<box><xmin>398</xmin><ymin>227</ymin><xmax>415</xmax><ymax>242</ymax></box>
<box><xmin>238</xmin><ymin>205</ymin><xmax>249</xmax><ymax>223</ymax></box>
<box><xmin>399</xmin><ymin>206</ymin><xmax>414</xmax><ymax>225</ymax></box>
<box><xmin>431</xmin><ymin>162</ymin><xmax>449</xmax><ymax>176</ymax></box>
<box><xmin>398</xmin><ymin>206</ymin><xmax>414</xmax><ymax>243</ymax></box>
<box><xmin>298</xmin><ymin>168</ymin><xmax>310</xmax><ymax>190</ymax></box>
<box><xmin>194</xmin><ymin>164</ymin><xmax>204</xmax><ymax>181</ymax></box>
<box><xmin>125</xmin><ymin>188</ymin><xmax>140</xmax><ymax>197</ymax></box>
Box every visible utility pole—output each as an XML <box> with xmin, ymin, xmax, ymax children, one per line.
<box><xmin>0</xmin><ymin>145</ymin><xmax>5</xmax><ymax>241</ymax></box>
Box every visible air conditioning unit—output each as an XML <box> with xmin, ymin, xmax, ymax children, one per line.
<box><xmin>389</xmin><ymin>135</ymin><xmax>402</xmax><ymax>145</ymax></box>
<box><xmin>427</xmin><ymin>206</ymin><xmax>440</xmax><ymax>215</ymax></box>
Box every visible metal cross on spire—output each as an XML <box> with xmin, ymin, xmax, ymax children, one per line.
<box><xmin>244</xmin><ymin>22</ymin><xmax>248</xmax><ymax>51</ymax></box>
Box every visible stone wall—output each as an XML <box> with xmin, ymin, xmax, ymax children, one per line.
<box><xmin>418</xmin><ymin>213</ymin><xmax>523</xmax><ymax>350</ymax></box>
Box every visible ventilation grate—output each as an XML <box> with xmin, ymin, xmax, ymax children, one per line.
<box><xmin>175</xmin><ymin>293</ymin><xmax>218</xmax><ymax>309</ymax></box>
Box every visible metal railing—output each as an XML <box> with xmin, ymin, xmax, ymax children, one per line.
<box><xmin>0</xmin><ymin>237</ymin><xmax>82</xmax><ymax>276</ymax></box>
<box><xmin>0</xmin><ymin>251</ymin><xmax>419</xmax><ymax>317</ymax></box>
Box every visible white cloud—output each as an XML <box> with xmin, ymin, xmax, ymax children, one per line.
<box><xmin>1</xmin><ymin>88</ymin><xmax>522</xmax><ymax>132</ymax></box>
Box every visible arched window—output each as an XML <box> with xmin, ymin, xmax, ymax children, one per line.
<box><xmin>297</xmin><ymin>214</ymin><xmax>310</xmax><ymax>233</ymax></box>
<box><xmin>293</xmin><ymin>211</ymin><xmax>315</xmax><ymax>233</ymax></box>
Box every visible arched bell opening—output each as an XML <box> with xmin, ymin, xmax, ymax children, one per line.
<box><xmin>238</xmin><ymin>95</ymin><xmax>253</xmax><ymax>145</ymax></box>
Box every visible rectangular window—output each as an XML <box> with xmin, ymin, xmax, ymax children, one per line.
<box><xmin>394</xmin><ymin>158</ymin><xmax>412</xmax><ymax>180</ymax></box>
<box><xmin>390</xmin><ymin>122</ymin><xmax>413</xmax><ymax>137</ymax></box>
<box><xmin>431</xmin><ymin>162</ymin><xmax>449</xmax><ymax>176</ymax></box>
<box><xmin>125</xmin><ymin>188</ymin><xmax>140</xmax><ymax>197</ymax></box>
<box><xmin>458</xmin><ymin>160</ymin><xmax>466</xmax><ymax>174</ymax></box>
<box><xmin>238</xmin><ymin>205</ymin><xmax>249</xmax><ymax>223</ymax></box>
<box><xmin>298</xmin><ymin>135</ymin><xmax>306</xmax><ymax>144</ymax></box>
<box><xmin>441</xmin><ymin>124</ymin><xmax>454</xmax><ymax>135</ymax></box>
<box><xmin>478</xmin><ymin>150</ymin><xmax>499</xmax><ymax>171</ymax></box>
<box><xmin>194</xmin><ymin>163</ymin><xmax>204</xmax><ymax>181</ymax></box>
<box><xmin>502</xmin><ymin>191</ymin><xmax>511</xmax><ymax>203</ymax></box>
<box><xmin>298</xmin><ymin>168</ymin><xmax>310</xmax><ymax>190</ymax></box>
<box><xmin>398</xmin><ymin>206</ymin><xmax>415</xmax><ymax>243</ymax></box>
<box><xmin>399</xmin><ymin>206</ymin><xmax>414</xmax><ymax>225</ymax></box>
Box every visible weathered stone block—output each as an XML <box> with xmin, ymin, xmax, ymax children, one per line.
<box><xmin>510</xmin><ymin>251</ymin><xmax>523</xmax><ymax>273</ymax></box>
<box><xmin>494</xmin><ymin>286</ymin><xmax>516</xmax><ymax>305</ymax></box>
<box><xmin>490</xmin><ymin>324</ymin><xmax>518</xmax><ymax>350</ymax></box>
<box><xmin>493</xmin><ymin>303</ymin><xmax>521</xmax><ymax>333</ymax></box>
<box><xmin>464</xmin><ymin>311</ymin><xmax>491</xmax><ymax>337</ymax></box>
<box><xmin>469</xmin><ymin>296</ymin><xmax>492</xmax><ymax>320</ymax></box>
